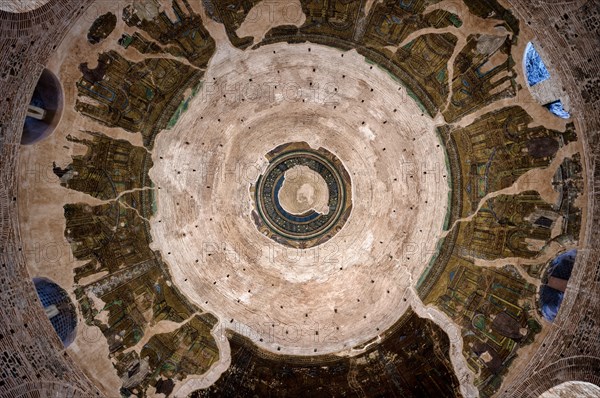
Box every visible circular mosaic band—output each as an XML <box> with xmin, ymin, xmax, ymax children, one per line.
<box><xmin>251</xmin><ymin>142</ymin><xmax>352</xmax><ymax>248</ymax></box>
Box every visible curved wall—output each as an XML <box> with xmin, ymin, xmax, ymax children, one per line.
<box><xmin>0</xmin><ymin>1</ymin><xmax>598</xmax><ymax>397</ymax></box>
<box><xmin>0</xmin><ymin>2</ymin><xmax>102</xmax><ymax>397</ymax></box>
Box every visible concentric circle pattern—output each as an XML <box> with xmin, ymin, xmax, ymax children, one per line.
<box><xmin>149</xmin><ymin>43</ymin><xmax>449</xmax><ymax>358</ymax></box>
<box><xmin>2</xmin><ymin>1</ymin><xmax>599</xmax><ymax>398</ymax></box>
<box><xmin>252</xmin><ymin>142</ymin><xmax>352</xmax><ymax>248</ymax></box>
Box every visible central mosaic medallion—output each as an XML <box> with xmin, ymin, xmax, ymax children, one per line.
<box><xmin>251</xmin><ymin>142</ymin><xmax>352</xmax><ymax>248</ymax></box>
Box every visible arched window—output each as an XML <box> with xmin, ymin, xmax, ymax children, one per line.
<box><xmin>525</xmin><ymin>42</ymin><xmax>551</xmax><ymax>87</ymax></box>
<box><xmin>21</xmin><ymin>68</ymin><xmax>64</xmax><ymax>145</ymax></box>
<box><xmin>33</xmin><ymin>277</ymin><xmax>77</xmax><ymax>347</ymax></box>
<box><xmin>523</xmin><ymin>42</ymin><xmax>571</xmax><ymax>119</ymax></box>
<box><xmin>539</xmin><ymin>250</ymin><xmax>576</xmax><ymax>322</ymax></box>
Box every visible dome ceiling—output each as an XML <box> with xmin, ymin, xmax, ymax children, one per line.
<box><xmin>1</xmin><ymin>0</ymin><xmax>599</xmax><ymax>397</ymax></box>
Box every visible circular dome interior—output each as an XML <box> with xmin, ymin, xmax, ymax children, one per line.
<box><xmin>1</xmin><ymin>1</ymin><xmax>600</xmax><ymax>398</ymax></box>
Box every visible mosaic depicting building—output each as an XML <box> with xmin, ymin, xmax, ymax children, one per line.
<box><xmin>0</xmin><ymin>0</ymin><xmax>599</xmax><ymax>397</ymax></box>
